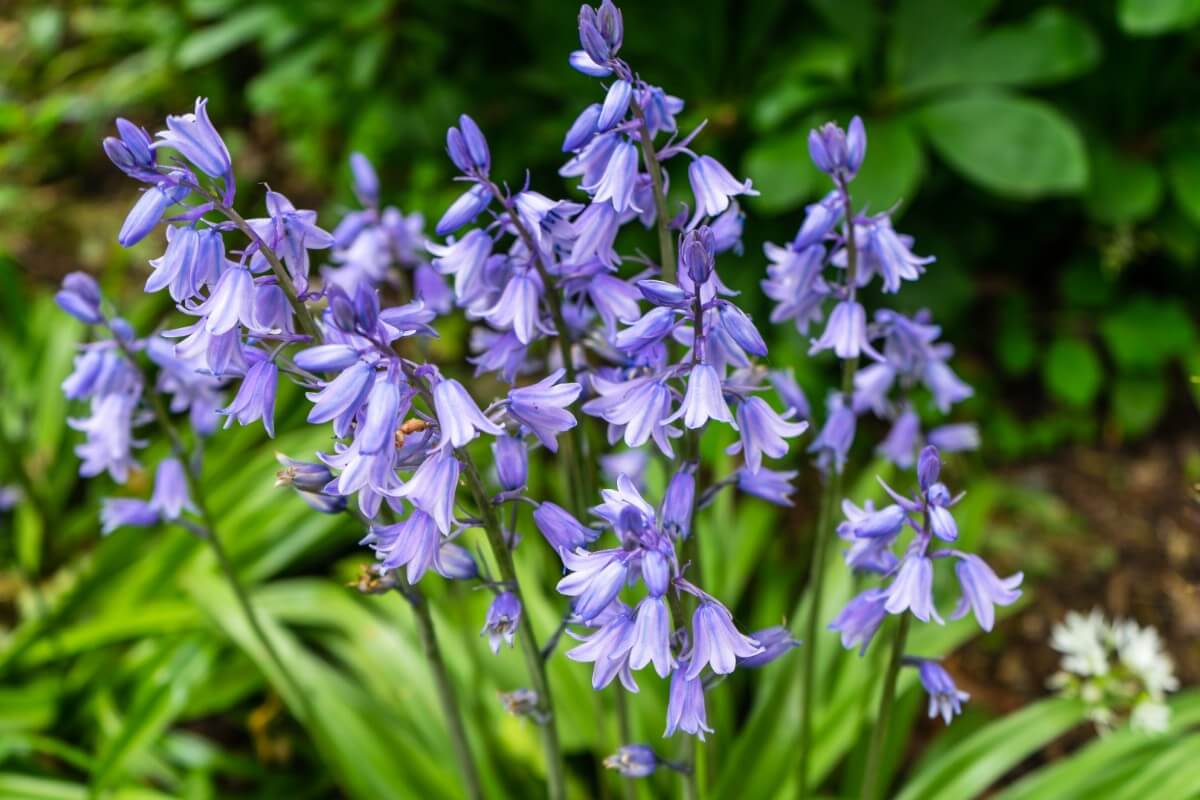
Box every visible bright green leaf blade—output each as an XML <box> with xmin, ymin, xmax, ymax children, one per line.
<box><xmin>1118</xmin><ymin>0</ymin><xmax>1200</xmax><ymax>35</ymax></box>
<box><xmin>1085</xmin><ymin>145</ymin><xmax>1163</xmax><ymax>224</ymax></box>
<box><xmin>1042</xmin><ymin>337</ymin><xmax>1104</xmax><ymax>407</ymax></box>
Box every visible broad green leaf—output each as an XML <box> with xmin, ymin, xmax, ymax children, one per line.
<box><xmin>919</xmin><ymin>91</ymin><xmax>1088</xmax><ymax>198</ymax></box>
<box><xmin>1105</xmin><ymin>735</ymin><xmax>1200</xmax><ymax>800</ymax></box>
<box><xmin>852</xmin><ymin>117</ymin><xmax>925</xmax><ymax>213</ymax></box>
<box><xmin>743</xmin><ymin>130</ymin><xmax>822</xmax><ymax>214</ymax></box>
<box><xmin>894</xmin><ymin>698</ymin><xmax>1087</xmax><ymax>800</ymax></box>
<box><xmin>1118</xmin><ymin>0</ymin><xmax>1200</xmax><ymax>35</ymax></box>
<box><xmin>176</xmin><ymin>8</ymin><xmax>279</xmax><ymax>69</ymax></box>
<box><xmin>889</xmin><ymin>0</ymin><xmax>1001</xmax><ymax>84</ymax></box>
<box><xmin>899</xmin><ymin>9</ymin><xmax>1099</xmax><ymax>95</ymax></box>
<box><xmin>1167</xmin><ymin>149</ymin><xmax>1200</xmax><ymax>225</ymax></box>
<box><xmin>1042</xmin><ymin>338</ymin><xmax>1104</xmax><ymax>407</ymax></box>
<box><xmin>1112</xmin><ymin>374</ymin><xmax>1168</xmax><ymax>436</ymax></box>
<box><xmin>1100</xmin><ymin>297</ymin><xmax>1196</xmax><ymax>370</ymax></box>
<box><xmin>1085</xmin><ymin>145</ymin><xmax>1163</xmax><ymax>224</ymax></box>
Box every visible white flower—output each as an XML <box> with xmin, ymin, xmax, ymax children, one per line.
<box><xmin>1051</xmin><ymin>609</ymin><xmax>1110</xmax><ymax>677</ymax></box>
<box><xmin>1114</xmin><ymin>621</ymin><xmax>1179</xmax><ymax>696</ymax></box>
<box><xmin>1131</xmin><ymin>700</ymin><xmax>1171</xmax><ymax>734</ymax></box>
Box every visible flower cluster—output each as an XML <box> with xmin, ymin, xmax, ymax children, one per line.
<box><xmin>1049</xmin><ymin>609</ymin><xmax>1178</xmax><ymax>733</ymax></box>
<box><xmin>762</xmin><ymin>119</ymin><xmax>977</xmax><ymax>474</ymax></box>
<box><xmin>829</xmin><ymin>445</ymin><xmax>1022</xmax><ymax>722</ymax></box>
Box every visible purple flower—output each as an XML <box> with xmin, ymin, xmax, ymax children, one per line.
<box><xmin>884</xmin><ymin>554</ymin><xmax>942</xmax><ymax>623</ymax></box>
<box><xmin>793</xmin><ymin>191</ymin><xmax>844</xmax><ymax>250</ymax></box>
<box><xmin>189</xmin><ymin>265</ymin><xmax>257</xmax><ymax>335</ymax></box>
<box><xmin>585</xmin><ymin>139</ymin><xmax>639</xmax><ymax>213</ymax></box>
<box><xmin>104</xmin><ymin>118</ymin><xmax>157</xmax><ymax>182</ymax></box>
<box><xmin>534</xmin><ymin>502</ymin><xmax>599</xmax><ymax>553</ymax></box>
<box><xmin>660</xmin><ymin>470</ymin><xmax>695</xmax><ymax>539</ymax></box>
<box><xmin>147</xmin><ymin>226</ymin><xmax>225</xmax><ymax>301</ymax></box>
<box><xmin>878</xmin><ymin>409</ymin><xmax>920</xmax><ymax>469</ymax></box>
<box><xmin>119</xmin><ymin>183</ymin><xmax>188</xmax><ymax>247</ymax></box>
<box><xmin>809</xmin><ymin>300</ymin><xmax>879</xmax><ymax>360</ymax></box>
<box><xmin>915</xmin><ymin>660</ymin><xmax>969</xmax><ymax>724</ymax></box>
<box><xmin>857</xmin><ymin>214</ymin><xmax>933</xmax><ymax>293</ymax></box>
<box><xmin>482</xmin><ymin>591</ymin><xmax>522</xmax><ymax>655</ymax></box>
<box><xmin>154</xmin><ymin>97</ymin><xmax>232</xmax><ymax>182</ymax></box>
<box><xmin>569</xmin><ymin>49</ymin><xmax>613</xmax><ymax>77</ymax></box>
<box><xmin>665</xmin><ymin>665</ymin><xmax>713</xmax><ymax>740</ymax></box>
<box><xmin>686</xmin><ymin>600</ymin><xmax>762</xmax><ymax>678</ymax></box>
<box><xmin>829</xmin><ymin>589</ymin><xmax>888</xmax><ymax>654</ymax></box>
<box><xmin>927</xmin><ymin>423</ymin><xmax>980</xmax><ymax>453</ymax></box>
<box><xmin>951</xmin><ymin>553</ymin><xmax>1023</xmax><ymax>632</ymax></box>
<box><xmin>736</xmin><ymin>466</ymin><xmax>797</xmax><ymax>506</ymax></box>
<box><xmin>149</xmin><ymin>457</ymin><xmax>193</xmax><ymax>520</ymax></box>
<box><xmin>924</xmin><ymin>360</ymin><xmax>973</xmax><ymax>413</ymax></box>
<box><xmin>728</xmin><ymin>397</ymin><xmax>808</xmax><ymax>474</ymax></box>
<box><xmin>349</xmin><ymin>152</ymin><xmax>380</xmax><ymax>207</ymax></box>
<box><xmin>433</xmin><ymin>541</ymin><xmax>478</xmax><ymax>581</ymax></box>
<box><xmin>852</xmin><ymin>362</ymin><xmax>896</xmax><ymax>416</ymax></box>
<box><xmin>578</xmin><ymin>0</ymin><xmax>623</xmax><ymax>64</ymax></box>
<box><xmin>688</xmin><ymin>155</ymin><xmax>758</xmax><ymax>227</ymax></box>
<box><xmin>629</xmin><ymin>596</ymin><xmax>675</xmax><ymax>677</ymax></box>
<box><xmin>809</xmin><ymin>398</ymin><xmax>856</xmax><ymax>474</ymax></box>
<box><xmin>669</xmin><ymin>364</ymin><xmax>733</xmax><ymax>430</ymax></box>
<box><xmin>446</xmin><ymin>114</ymin><xmax>490</xmax><ymax>176</ymax></box>
<box><xmin>563</xmin><ymin>104</ymin><xmax>602</xmax><ymax>152</ymax></box>
<box><xmin>717</xmin><ymin>302</ymin><xmax>769</xmax><ymax>358</ymax></box>
<box><xmin>614</xmin><ymin>306</ymin><xmax>677</xmax><ymax>352</ymax></box>
<box><xmin>604</xmin><ymin>745</ymin><xmax>657</xmax><ymax>778</ymax></box>
<box><xmin>247</xmin><ymin>191</ymin><xmax>334</xmax><ymax>288</ymax></box>
<box><xmin>598</xmin><ymin>80</ymin><xmax>632</xmax><ymax>130</ymax></box>
<box><xmin>566</xmin><ymin>602</ymin><xmax>638</xmax><ymax>691</ymax></box>
<box><xmin>436</xmin><ymin>183</ymin><xmax>493</xmax><ymax>236</ymax></box>
<box><xmin>220</xmin><ymin>357</ymin><xmax>277</xmax><ymax>437</ymax></box>
<box><xmin>363</xmin><ymin>510</ymin><xmax>441</xmax><ymax>583</ymax></box>
<box><xmin>433</xmin><ymin>378</ymin><xmax>503</xmax><ymax>449</ymax></box>
<box><xmin>557</xmin><ymin>547</ymin><xmax>630</xmax><ymax>622</ymax></box>
<box><xmin>768</xmin><ymin>368</ymin><xmax>810</xmax><ymax>421</ymax></box>
<box><xmin>394</xmin><ymin>449</ymin><xmax>460</xmax><ymax>534</ymax></box>
<box><xmin>738</xmin><ymin>626</ymin><xmax>800</xmax><ymax>668</ymax></box>
<box><xmin>100</xmin><ymin>497</ymin><xmax>158</xmax><ymax>534</ymax></box>
<box><xmin>842</xmin><ymin>501</ymin><xmax>906</xmax><ymax>540</ymax></box>
<box><xmin>306</xmin><ymin>360</ymin><xmax>374</xmax><ymax>432</ymax></box>
<box><xmin>69</xmin><ymin>391</ymin><xmax>144</xmax><ymax>483</ymax></box>
<box><xmin>358</xmin><ymin>371</ymin><xmax>407</xmax><ymax>455</ymax></box>
<box><xmin>506</xmin><ymin>369</ymin><xmax>582</xmax><ymax>451</ymax></box>
<box><xmin>918</xmin><ymin>444</ymin><xmax>941</xmax><ymax>491</ymax></box>
<box><xmin>56</xmin><ymin>272</ymin><xmax>104</xmax><ymax>324</ymax></box>
<box><xmin>808</xmin><ymin>116</ymin><xmax>866</xmax><ymax>180</ymax></box>
<box><xmin>493</xmin><ymin>434</ymin><xmax>528</xmax><ymax>491</ymax></box>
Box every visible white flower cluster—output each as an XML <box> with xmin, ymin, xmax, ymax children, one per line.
<box><xmin>1049</xmin><ymin>609</ymin><xmax>1179</xmax><ymax>734</ymax></box>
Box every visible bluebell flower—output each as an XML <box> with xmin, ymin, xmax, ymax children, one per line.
<box><xmin>433</xmin><ymin>541</ymin><xmax>478</xmax><ymax>581</ymax></box>
<box><xmin>738</xmin><ymin>626</ymin><xmax>800</xmax><ymax>668</ymax></box>
<box><xmin>598</xmin><ymin>79</ymin><xmax>632</xmax><ymax>130</ymax></box>
<box><xmin>807</xmin><ymin>116</ymin><xmax>866</xmax><ymax>180</ymax></box>
<box><xmin>358</xmin><ymin>371</ymin><xmax>408</xmax><ymax>455</ymax></box>
<box><xmin>566</xmin><ymin>601</ymin><xmax>639</xmax><ymax>691</ymax></box>
<box><xmin>686</xmin><ymin>600</ymin><xmax>762</xmax><ymax>678</ymax></box>
<box><xmin>604</xmin><ymin>745</ymin><xmax>658</xmax><ymax>778</ymax></box>
<box><xmin>154</xmin><ymin>97</ymin><xmax>232</xmax><ymax>182</ymax></box>
<box><xmin>578</xmin><ymin>0</ymin><xmax>622</xmax><ymax>64</ymax></box>
<box><xmin>446</xmin><ymin>114</ymin><xmax>491</xmax><ymax>177</ymax></box>
<box><xmin>614</xmin><ymin>306</ymin><xmax>677</xmax><ymax>352</ymax></box>
<box><xmin>104</xmin><ymin>118</ymin><xmax>158</xmax><ymax>182</ymax></box>
<box><xmin>363</xmin><ymin>510</ymin><xmax>441</xmax><ymax>583</ymax></box>
<box><xmin>189</xmin><ymin>265</ymin><xmax>257</xmax><ymax>335</ymax></box>
<box><xmin>394</xmin><ymin>448</ymin><xmax>460</xmax><ymax>534</ymax></box>
<box><xmin>119</xmin><ymin>183</ymin><xmax>188</xmax><ymax>247</ymax></box>
<box><xmin>717</xmin><ymin>302</ymin><xmax>769</xmax><ymax>358</ymax></box>
<box><xmin>220</xmin><ymin>356</ymin><xmax>277</xmax><ymax>437</ymax></box>
<box><xmin>840</xmin><ymin>501</ymin><xmax>907</xmax><ymax>540</ymax></box>
<box><xmin>924</xmin><ymin>360</ymin><xmax>973</xmax><ymax>413</ymax></box>
<box><xmin>493</xmin><ymin>433</ymin><xmax>528</xmax><ymax>491</ymax></box>
<box><xmin>950</xmin><ymin>553</ymin><xmax>1023</xmax><ymax>632</ymax></box>
<box><xmin>728</xmin><ymin>397</ymin><xmax>808</xmax><ymax>474</ymax></box>
<box><xmin>534</xmin><ymin>501</ymin><xmax>599</xmax><ymax>553</ymax></box>
<box><xmin>852</xmin><ymin>362</ymin><xmax>896</xmax><ymax>416</ymax></box>
<box><xmin>349</xmin><ymin>152</ymin><xmax>380</xmax><ymax>207</ymax></box>
<box><xmin>435</xmin><ymin>183</ymin><xmax>494</xmax><ymax>237</ymax></box>
<box><xmin>857</xmin><ymin>213</ymin><xmax>933</xmax><ymax>293</ymax></box>
<box><xmin>569</xmin><ymin>48</ymin><xmax>613</xmax><ymax>77</ymax></box>
<box><xmin>884</xmin><ymin>553</ymin><xmax>941</xmax><ymax>623</ymax></box>
<box><xmin>665</xmin><ymin>665</ymin><xmax>713</xmax><ymax>740</ymax></box>
<box><xmin>629</xmin><ymin>596</ymin><xmax>674</xmax><ymax>677</ymax></box>
<box><xmin>735</xmin><ymin>466</ymin><xmax>797</xmax><ymax>506</ymax></box>
<box><xmin>926</xmin><ymin>482</ymin><xmax>959</xmax><ymax>542</ymax></box>
<box><xmin>878</xmin><ymin>408</ymin><xmax>921</xmax><ymax>469</ymax></box>
<box><xmin>660</xmin><ymin>470</ymin><xmax>695</xmax><ymax>539</ymax></box>
<box><xmin>482</xmin><ymin>591</ymin><xmax>522</xmax><ymax>655</ymax></box>
<box><xmin>149</xmin><ymin>457</ymin><xmax>193</xmax><ymax>519</ymax></box>
<box><xmin>809</xmin><ymin>300</ymin><xmax>880</xmax><ymax>360</ymax></box>
<box><xmin>306</xmin><ymin>359</ymin><xmax>374</xmax><ymax>432</ymax></box>
<box><xmin>583</xmin><ymin>374</ymin><xmax>676</xmax><ymax>456</ymax></box>
<box><xmin>829</xmin><ymin>589</ymin><xmax>888</xmax><ymax>654</ymax></box>
<box><xmin>586</xmin><ymin>139</ymin><xmax>640</xmax><ymax>213</ymax></box>
<box><xmin>56</xmin><ymin>272</ymin><xmax>104</xmax><ymax>324</ymax></box>
<box><xmin>69</xmin><ymin>391</ymin><xmax>145</xmax><ymax>483</ymax></box>
<box><xmin>100</xmin><ymin>497</ymin><xmax>158</xmax><ymax>534</ymax></box>
<box><xmin>687</xmin><ymin>155</ymin><xmax>758</xmax><ymax>227</ymax></box>
<box><xmin>433</xmin><ymin>377</ymin><xmax>503</xmax><ymax>449</ymax></box>
<box><xmin>792</xmin><ymin>191</ymin><xmax>844</xmax><ymax>250</ymax></box>
<box><xmin>570</xmin><ymin>202</ymin><xmax>622</xmax><ymax>266</ymax></box>
<box><xmin>669</xmin><ymin>364</ymin><xmax>733</xmax><ymax>430</ymax></box>
<box><xmin>914</xmin><ymin>659</ymin><xmax>969</xmax><ymax>724</ymax></box>
<box><xmin>564</xmin><ymin>104</ymin><xmax>602</xmax><ymax>152</ymax></box>
<box><xmin>917</xmin><ymin>443</ymin><xmax>941</xmax><ymax>491</ymax></box>
<box><xmin>429</xmin><ymin>228</ymin><xmax>493</xmax><ymax>301</ymax></box>
<box><xmin>247</xmin><ymin>191</ymin><xmax>334</xmax><ymax>289</ymax></box>
<box><xmin>808</xmin><ymin>396</ymin><xmax>856</xmax><ymax>474</ymax></box>
<box><xmin>557</xmin><ymin>547</ymin><xmax>630</xmax><ymax>622</ymax></box>
<box><xmin>927</xmin><ymin>423</ymin><xmax>980</xmax><ymax>453</ymax></box>
<box><xmin>639</xmin><ymin>84</ymin><xmax>685</xmax><ymax>136</ymax></box>
<box><xmin>762</xmin><ymin>242</ymin><xmax>827</xmax><ymax>335</ymax></box>
<box><xmin>767</xmin><ymin>368</ymin><xmax>810</xmax><ymax>421</ymax></box>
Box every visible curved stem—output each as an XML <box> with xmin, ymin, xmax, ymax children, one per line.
<box><xmin>629</xmin><ymin>100</ymin><xmax>675</xmax><ymax>281</ymax></box>
<box><xmin>861</xmin><ymin>615</ymin><xmax>911</xmax><ymax>800</ymax></box>
<box><xmin>460</xmin><ymin>457</ymin><xmax>567</xmax><ymax>800</ymax></box>
<box><xmin>395</xmin><ymin>578</ymin><xmax>483</xmax><ymax>800</ymax></box>
<box><xmin>798</xmin><ymin>176</ymin><xmax>859</xmax><ymax>800</ymax></box>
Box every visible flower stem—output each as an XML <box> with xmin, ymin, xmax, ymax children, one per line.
<box><xmin>861</xmin><ymin>614</ymin><xmax>911</xmax><ymax>800</ymax></box>
<box><xmin>113</xmin><ymin>334</ymin><xmax>313</xmax><ymax>723</ymax></box>
<box><xmin>395</xmin><ymin>577</ymin><xmax>483</xmax><ymax>800</ymax></box>
<box><xmin>630</xmin><ymin>100</ymin><xmax>675</xmax><ymax>281</ymax></box>
<box><xmin>798</xmin><ymin>176</ymin><xmax>859</xmax><ymax>800</ymax></box>
<box><xmin>460</xmin><ymin>456</ymin><xmax>567</xmax><ymax>800</ymax></box>
<box><xmin>613</xmin><ymin>688</ymin><xmax>637</xmax><ymax>800</ymax></box>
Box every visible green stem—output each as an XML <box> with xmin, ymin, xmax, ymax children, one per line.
<box><xmin>797</xmin><ymin>176</ymin><xmax>859</xmax><ymax>800</ymax></box>
<box><xmin>113</xmin><ymin>334</ymin><xmax>313</xmax><ymax>723</ymax></box>
<box><xmin>460</xmin><ymin>457</ymin><xmax>567</xmax><ymax>800</ymax></box>
<box><xmin>629</xmin><ymin>100</ymin><xmax>675</xmax><ymax>281</ymax></box>
<box><xmin>613</xmin><ymin>687</ymin><xmax>637</xmax><ymax>800</ymax></box>
<box><xmin>395</xmin><ymin>578</ymin><xmax>483</xmax><ymax>800</ymax></box>
<box><xmin>861</xmin><ymin>615</ymin><xmax>911</xmax><ymax>800</ymax></box>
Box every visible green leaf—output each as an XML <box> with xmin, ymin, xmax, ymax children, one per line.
<box><xmin>176</xmin><ymin>8</ymin><xmax>280</xmax><ymax>69</ymax></box>
<box><xmin>852</xmin><ymin>117</ymin><xmax>925</xmax><ymax>213</ymax></box>
<box><xmin>1112</xmin><ymin>374</ymin><xmax>1168</xmax><ymax>436</ymax></box>
<box><xmin>742</xmin><ymin>130</ymin><xmax>822</xmax><ymax>214</ymax></box>
<box><xmin>1167</xmin><ymin>149</ymin><xmax>1200</xmax><ymax>225</ymax></box>
<box><xmin>899</xmin><ymin>9</ymin><xmax>1100</xmax><ymax>94</ymax></box>
<box><xmin>1043</xmin><ymin>338</ymin><xmax>1104</xmax><ymax>407</ymax></box>
<box><xmin>1085</xmin><ymin>145</ymin><xmax>1163</xmax><ymax>224</ymax></box>
<box><xmin>1118</xmin><ymin>0</ymin><xmax>1200</xmax><ymax>35</ymax></box>
<box><xmin>919</xmin><ymin>91</ymin><xmax>1088</xmax><ymax>198</ymax></box>
<box><xmin>1100</xmin><ymin>297</ymin><xmax>1196</xmax><ymax>370</ymax></box>
<box><xmin>895</xmin><ymin>698</ymin><xmax>1087</xmax><ymax>800</ymax></box>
